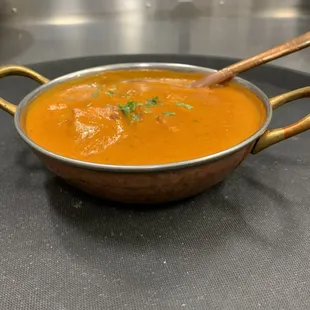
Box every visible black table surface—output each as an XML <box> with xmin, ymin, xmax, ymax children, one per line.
<box><xmin>0</xmin><ymin>55</ymin><xmax>309</xmax><ymax>310</ymax></box>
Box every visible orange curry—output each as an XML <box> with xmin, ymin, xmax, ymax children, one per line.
<box><xmin>24</xmin><ymin>69</ymin><xmax>266</xmax><ymax>165</ymax></box>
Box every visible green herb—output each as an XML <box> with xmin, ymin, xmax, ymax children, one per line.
<box><xmin>92</xmin><ymin>91</ymin><xmax>100</xmax><ymax>98</ymax></box>
<box><xmin>106</xmin><ymin>90</ymin><xmax>115</xmax><ymax>97</ymax></box>
<box><xmin>67</xmin><ymin>97</ymin><xmax>74</xmax><ymax>100</ymax></box>
<box><xmin>144</xmin><ymin>109</ymin><xmax>152</xmax><ymax>113</ymax></box>
<box><xmin>176</xmin><ymin>102</ymin><xmax>193</xmax><ymax>110</ymax></box>
<box><xmin>92</xmin><ymin>84</ymin><xmax>103</xmax><ymax>98</ymax></box>
<box><xmin>118</xmin><ymin>101</ymin><xmax>137</xmax><ymax>115</ymax></box>
<box><xmin>163</xmin><ymin>112</ymin><xmax>176</xmax><ymax>116</ymax></box>
<box><xmin>118</xmin><ymin>101</ymin><xmax>141</xmax><ymax>121</ymax></box>
<box><xmin>146</xmin><ymin>96</ymin><xmax>159</xmax><ymax>107</ymax></box>
<box><xmin>132</xmin><ymin>113</ymin><xmax>141</xmax><ymax>121</ymax></box>
<box><xmin>105</xmin><ymin>85</ymin><xmax>117</xmax><ymax>97</ymax></box>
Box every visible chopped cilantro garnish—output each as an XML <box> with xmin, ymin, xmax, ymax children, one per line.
<box><xmin>118</xmin><ymin>101</ymin><xmax>141</xmax><ymax>121</ymax></box>
<box><xmin>92</xmin><ymin>85</ymin><xmax>103</xmax><ymax>98</ymax></box>
<box><xmin>146</xmin><ymin>96</ymin><xmax>159</xmax><ymax>107</ymax></box>
<box><xmin>118</xmin><ymin>101</ymin><xmax>137</xmax><ymax>115</ymax></box>
<box><xmin>106</xmin><ymin>90</ymin><xmax>114</xmax><ymax>97</ymax></box>
<box><xmin>144</xmin><ymin>109</ymin><xmax>152</xmax><ymax>113</ymax></box>
<box><xmin>105</xmin><ymin>85</ymin><xmax>117</xmax><ymax>96</ymax></box>
<box><xmin>163</xmin><ymin>112</ymin><xmax>176</xmax><ymax>116</ymax></box>
<box><xmin>132</xmin><ymin>113</ymin><xmax>141</xmax><ymax>121</ymax></box>
<box><xmin>92</xmin><ymin>90</ymin><xmax>100</xmax><ymax>98</ymax></box>
<box><xmin>176</xmin><ymin>102</ymin><xmax>193</xmax><ymax>110</ymax></box>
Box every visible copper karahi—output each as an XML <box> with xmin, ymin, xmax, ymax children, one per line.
<box><xmin>0</xmin><ymin>63</ymin><xmax>309</xmax><ymax>203</ymax></box>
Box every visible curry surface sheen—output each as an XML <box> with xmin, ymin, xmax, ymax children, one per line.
<box><xmin>24</xmin><ymin>69</ymin><xmax>266</xmax><ymax>165</ymax></box>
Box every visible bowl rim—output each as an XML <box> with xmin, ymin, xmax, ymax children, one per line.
<box><xmin>14</xmin><ymin>62</ymin><xmax>273</xmax><ymax>173</ymax></box>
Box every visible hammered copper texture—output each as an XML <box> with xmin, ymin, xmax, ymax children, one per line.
<box><xmin>38</xmin><ymin>145</ymin><xmax>250</xmax><ymax>203</ymax></box>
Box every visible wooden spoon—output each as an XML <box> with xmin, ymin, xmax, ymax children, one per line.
<box><xmin>190</xmin><ymin>32</ymin><xmax>310</xmax><ymax>88</ymax></box>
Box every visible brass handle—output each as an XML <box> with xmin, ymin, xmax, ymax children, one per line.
<box><xmin>0</xmin><ymin>65</ymin><xmax>49</xmax><ymax>115</ymax></box>
<box><xmin>252</xmin><ymin>86</ymin><xmax>310</xmax><ymax>154</ymax></box>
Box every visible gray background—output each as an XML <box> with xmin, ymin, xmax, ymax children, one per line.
<box><xmin>0</xmin><ymin>0</ymin><xmax>309</xmax><ymax>71</ymax></box>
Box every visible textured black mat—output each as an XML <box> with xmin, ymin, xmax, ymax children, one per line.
<box><xmin>0</xmin><ymin>55</ymin><xmax>309</xmax><ymax>310</ymax></box>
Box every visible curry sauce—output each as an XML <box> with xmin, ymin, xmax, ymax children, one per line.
<box><xmin>24</xmin><ymin>69</ymin><xmax>266</xmax><ymax>165</ymax></box>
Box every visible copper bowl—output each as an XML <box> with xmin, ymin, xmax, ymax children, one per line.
<box><xmin>0</xmin><ymin>63</ymin><xmax>309</xmax><ymax>203</ymax></box>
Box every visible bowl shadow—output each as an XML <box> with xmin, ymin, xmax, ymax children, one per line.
<box><xmin>12</xmin><ymin>144</ymin><xmax>302</xmax><ymax>292</ymax></box>
<box><xmin>44</xmin><ymin>164</ymin><xmax>298</xmax><ymax>257</ymax></box>
<box><xmin>13</xmin><ymin>143</ymin><xmax>300</xmax><ymax>260</ymax></box>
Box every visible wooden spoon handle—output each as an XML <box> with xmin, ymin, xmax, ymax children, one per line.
<box><xmin>191</xmin><ymin>31</ymin><xmax>310</xmax><ymax>88</ymax></box>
